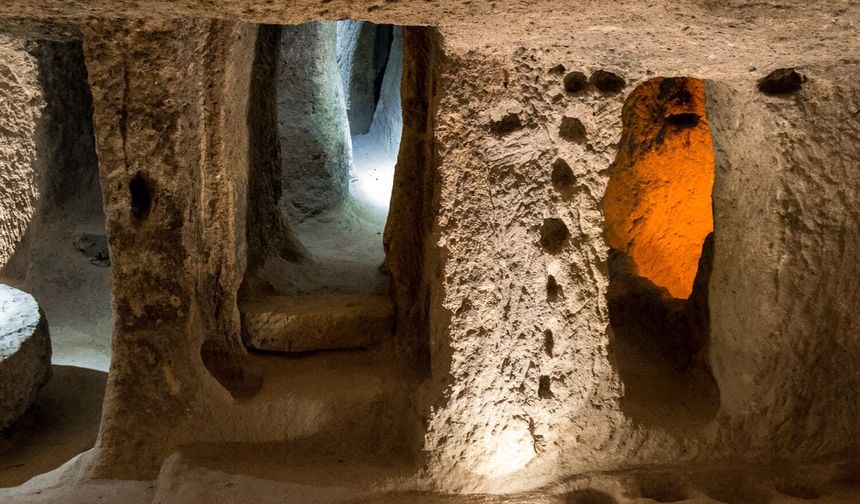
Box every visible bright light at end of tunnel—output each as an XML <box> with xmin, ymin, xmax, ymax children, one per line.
<box><xmin>473</xmin><ymin>423</ymin><xmax>536</xmax><ymax>478</ymax></box>
<box><xmin>349</xmin><ymin>153</ymin><xmax>396</xmax><ymax>214</ymax></box>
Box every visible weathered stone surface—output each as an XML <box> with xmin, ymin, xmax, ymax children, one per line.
<box><xmin>0</xmin><ymin>36</ymin><xmax>100</xmax><ymax>279</ymax></box>
<box><xmin>278</xmin><ymin>22</ymin><xmax>352</xmax><ymax>221</ymax></box>
<box><xmin>0</xmin><ymin>35</ymin><xmax>42</xmax><ymax>272</ymax></box>
<box><xmin>0</xmin><ymin>0</ymin><xmax>851</xmax><ymax>494</ymax></box>
<box><xmin>240</xmin><ymin>294</ymin><xmax>392</xmax><ymax>352</ymax></box>
<box><xmin>80</xmin><ymin>18</ymin><xmax>260</xmax><ymax>478</ymax></box>
<box><xmin>336</xmin><ymin>20</ymin><xmax>393</xmax><ymax>135</ymax></box>
<box><xmin>0</xmin><ymin>284</ymin><xmax>51</xmax><ymax>431</ymax></box>
<box><xmin>365</xmin><ymin>25</ymin><xmax>403</xmax><ymax>157</ymax></box>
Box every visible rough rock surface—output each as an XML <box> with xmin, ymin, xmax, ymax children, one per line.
<box><xmin>336</xmin><ymin>21</ymin><xmax>393</xmax><ymax>135</ymax></box>
<box><xmin>0</xmin><ymin>35</ymin><xmax>42</xmax><ymax>271</ymax></box>
<box><xmin>240</xmin><ymin>294</ymin><xmax>392</xmax><ymax>352</ymax></box>
<box><xmin>0</xmin><ymin>283</ymin><xmax>51</xmax><ymax>431</ymax></box>
<box><xmin>0</xmin><ymin>0</ymin><xmax>854</xmax><ymax>497</ymax></box>
<box><xmin>278</xmin><ymin>22</ymin><xmax>352</xmax><ymax>221</ymax></box>
<box><xmin>364</xmin><ymin>26</ymin><xmax>403</xmax><ymax>157</ymax></box>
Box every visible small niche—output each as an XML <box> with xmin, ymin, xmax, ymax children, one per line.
<box><xmin>539</xmin><ymin>218</ymin><xmax>570</xmax><ymax>254</ymax></box>
<box><xmin>546</xmin><ymin>275</ymin><xmax>561</xmax><ymax>302</ymax></box>
<box><xmin>129</xmin><ymin>173</ymin><xmax>153</xmax><ymax>221</ymax></box>
<box><xmin>543</xmin><ymin>329</ymin><xmax>554</xmax><ymax>357</ymax></box>
<box><xmin>538</xmin><ymin>375</ymin><xmax>553</xmax><ymax>399</ymax></box>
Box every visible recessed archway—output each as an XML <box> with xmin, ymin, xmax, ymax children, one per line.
<box><xmin>603</xmin><ymin>77</ymin><xmax>720</xmax><ymax>431</ymax></box>
<box><xmin>238</xmin><ymin>20</ymin><xmax>406</xmax><ymax>357</ymax></box>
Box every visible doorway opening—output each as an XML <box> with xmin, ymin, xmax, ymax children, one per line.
<box><xmin>241</xmin><ymin>20</ymin><xmax>405</xmax><ymax>355</ymax></box>
<box><xmin>603</xmin><ymin>77</ymin><xmax>720</xmax><ymax>432</ymax></box>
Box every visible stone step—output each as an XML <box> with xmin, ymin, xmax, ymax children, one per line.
<box><xmin>240</xmin><ymin>294</ymin><xmax>393</xmax><ymax>353</ymax></box>
<box><xmin>200</xmin><ymin>351</ymin><xmax>420</xmax><ymax>458</ymax></box>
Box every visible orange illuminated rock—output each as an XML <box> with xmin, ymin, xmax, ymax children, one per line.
<box><xmin>604</xmin><ymin>77</ymin><xmax>714</xmax><ymax>299</ymax></box>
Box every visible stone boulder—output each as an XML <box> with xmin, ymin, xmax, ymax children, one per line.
<box><xmin>0</xmin><ymin>284</ymin><xmax>51</xmax><ymax>431</ymax></box>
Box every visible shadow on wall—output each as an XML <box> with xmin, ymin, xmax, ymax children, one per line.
<box><xmin>603</xmin><ymin>77</ymin><xmax>720</xmax><ymax>433</ymax></box>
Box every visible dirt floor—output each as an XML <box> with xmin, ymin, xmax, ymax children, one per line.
<box><xmin>1</xmin><ymin>450</ymin><xmax>858</xmax><ymax>503</ymax></box>
<box><xmin>0</xmin><ymin>365</ymin><xmax>106</xmax><ymax>488</ymax></box>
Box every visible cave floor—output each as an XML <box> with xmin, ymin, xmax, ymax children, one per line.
<box><xmin>255</xmin><ymin>195</ymin><xmax>388</xmax><ymax>296</ymax></box>
<box><xmin>1</xmin><ymin>450</ymin><xmax>858</xmax><ymax>504</ymax></box>
<box><xmin>1</xmin><ymin>350</ymin><xmax>858</xmax><ymax>503</ymax></box>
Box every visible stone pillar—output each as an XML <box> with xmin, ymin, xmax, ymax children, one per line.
<box><xmin>367</xmin><ymin>27</ymin><xmax>403</xmax><ymax>158</ymax></box>
<box><xmin>336</xmin><ymin>21</ymin><xmax>393</xmax><ymax>135</ymax></box>
<box><xmin>383</xmin><ymin>27</ymin><xmax>442</xmax><ymax>371</ymax></box>
<box><xmin>278</xmin><ymin>22</ymin><xmax>352</xmax><ymax>221</ymax></box>
<box><xmin>81</xmin><ymin>18</ymin><xmax>256</xmax><ymax>478</ymax></box>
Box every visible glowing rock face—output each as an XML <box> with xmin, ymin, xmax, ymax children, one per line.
<box><xmin>473</xmin><ymin>422</ymin><xmax>535</xmax><ymax>478</ymax></box>
<box><xmin>604</xmin><ymin>77</ymin><xmax>715</xmax><ymax>299</ymax></box>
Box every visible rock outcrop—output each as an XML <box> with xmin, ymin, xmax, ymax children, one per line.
<box><xmin>0</xmin><ymin>284</ymin><xmax>51</xmax><ymax>431</ymax></box>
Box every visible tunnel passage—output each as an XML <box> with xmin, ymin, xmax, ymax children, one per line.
<box><xmin>603</xmin><ymin>77</ymin><xmax>720</xmax><ymax>431</ymax></box>
<box><xmin>238</xmin><ymin>20</ymin><xmax>423</xmax><ymax>359</ymax></box>
<box><xmin>0</xmin><ymin>36</ymin><xmax>110</xmax><ymax>485</ymax></box>
<box><xmin>199</xmin><ymin>21</ymin><xmax>437</xmax><ymax>457</ymax></box>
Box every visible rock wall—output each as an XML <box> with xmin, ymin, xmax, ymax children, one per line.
<box><xmin>384</xmin><ymin>26</ymin><xmax>442</xmax><ymax>368</ymax></box>
<box><xmin>706</xmin><ymin>62</ymin><xmax>860</xmax><ymax>458</ymax></box>
<box><xmin>278</xmin><ymin>22</ymin><xmax>352</xmax><ymax>221</ymax></box>
<box><xmin>417</xmin><ymin>47</ymin><xmax>628</xmax><ymax>493</ymax></box>
<box><xmin>336</xmin><ymin>20</ymin><xmax>393</xmax><ymax>136</ymax></box>
<box><xmin>0</xmin><ymin>35</ymin><xmax>43</xmax><ymax>273</ymax></box>
<box><xmin>244</xmin><ymin>24</ymin><xmax>305</xmax><ymax>270</ymax></box>
<box><xmin>0</xmin><ymin>0</ymin><xmax>853</xmax><ymax>493</ymax></box>
<box><xmin>367</xmin><ymin>26</ymin><xmax>403</xmax><ymax>159</ymax></box>
<box><xmin>0</xmin><ymin>35</ymin><xmax>110</xmax><ymax>371</ymax></box>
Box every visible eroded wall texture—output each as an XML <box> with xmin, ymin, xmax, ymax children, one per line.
<box><xmin>278</xmin><ymin>22</ymin><xmax>352</xmax><ymax>221</ymax></box>
<box><xmin>0</xmin><ymin>35</ymin><xmax>43</xmax><ymax>272</ymax></box>
<box><xmin>0</xmin><ymin>0</ymin><xmax>855</xmax><ymax>495</ymax></box>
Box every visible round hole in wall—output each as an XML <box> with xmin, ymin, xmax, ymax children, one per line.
<box><xmin>539</xmin><ymin>218</ymin><xmax>570</xmax><ymax>254</ymax></box>
<box><xmin>129</xmin><ymin>172</ymin><xmax>153</xmax><ymax>221</ymax></box>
